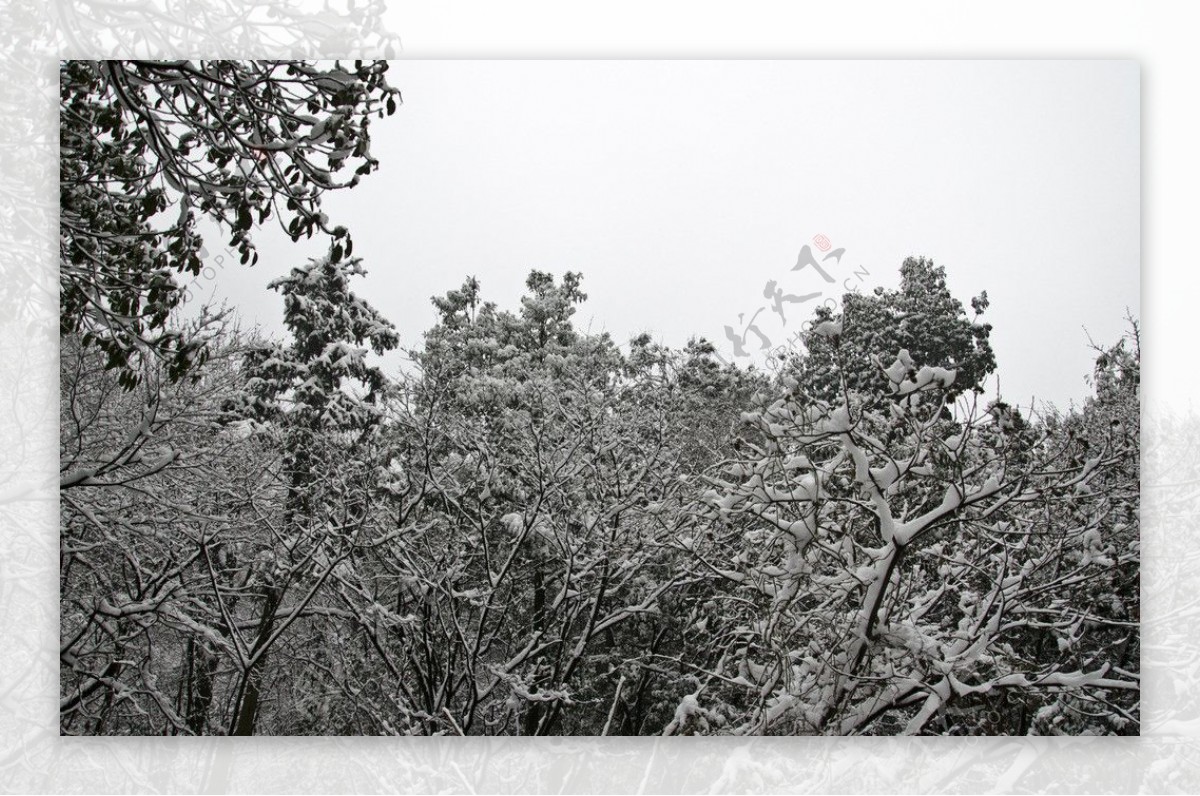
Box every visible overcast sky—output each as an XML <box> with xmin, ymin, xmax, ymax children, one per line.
<box><xmin>200</xmin><ymin>59</ymin><xmax>1139</xmax><ymax>411</ymax></box>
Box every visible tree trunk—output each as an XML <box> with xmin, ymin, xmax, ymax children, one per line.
<box><xmin>183</xmin><ymin>637</ymin><xmax>217</xmax><ymax>735</ymax></box>
<box><xmin>523</xmin><ymin>557</ymin><xmax>546</xmax><ymax>736</ymax></box>
<box><xmin>229</xmin><ymin>584</ymin><xmax>282</xmax><ymax>736</ymax></box>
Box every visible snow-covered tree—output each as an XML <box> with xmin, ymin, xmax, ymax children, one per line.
<box><xmin>60</xmin><ymin>59</ymin><xmax>400</xmax><ymax>387</ymax></box>
<box><xmin>215</xmin><ymin>251</ymin><xmax>397</xmax><ymax>735</ymax></box>
<box><xmin>675</xmin><ymin>326</ymin><xmax>1138</xmax><ymax>735</ymax></box>
<box><xmin>330</xmin><ymin>273</ymin><xmax>704</xmax><ymax>735</ymax></box>
<box><xmin>60</xmin><ymin>322</ymin><xmax>275</xmax><ymax>734</ymax></box>
<box><xmin>790</xmin><ymin>256</ymin><xmax>996</xmax><ymax>404</ymax></box>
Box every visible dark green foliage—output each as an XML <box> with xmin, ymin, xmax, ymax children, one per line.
<box><xmin>791</xmin><ymin>256</ymin><xmax>996</xmax><ymax>403</ymax></box>
<box><xmin>60</xmin><ymin>59</ymin><xmax>400</xmax><ymax>388</ymax></box>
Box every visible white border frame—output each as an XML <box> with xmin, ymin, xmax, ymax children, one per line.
<box><xmin>3</xmin><ymin>2</ymin><xmax>1194</xmax><ymax>792</ymax></box>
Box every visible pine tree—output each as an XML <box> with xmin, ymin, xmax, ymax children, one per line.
<box><xmin>222</xmin><ymin>250</ymin><xmax>397</xmax><ymax>735</ymax></box>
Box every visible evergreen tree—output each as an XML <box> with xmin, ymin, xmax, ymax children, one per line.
<box><xmin>221</xmin><ymin>250</ymin><xmax>397</xmax><ymax>735</ymax></box>
<box><xmin>792</xmin><ymin>256</ymin><xmax>996</xmax><ymax>404</ymax></box>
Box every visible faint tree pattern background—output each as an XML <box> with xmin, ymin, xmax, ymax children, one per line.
<box><xmin>0</xmin><ymin>1</ymin><xmax>1191</xmax><ymax>791</ymax></box>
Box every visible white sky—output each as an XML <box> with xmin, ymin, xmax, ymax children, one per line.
<box><xmin>199</xmin><ymin>60</ymin><xmax>1139</xmax><ymax>411</ymax></box>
